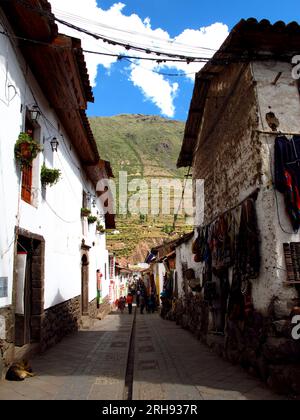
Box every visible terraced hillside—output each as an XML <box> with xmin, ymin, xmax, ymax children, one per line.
<box><xmin>89</xmin><ymin>114</ymin><xmax>192</xmax><ymax>263</ymax></box>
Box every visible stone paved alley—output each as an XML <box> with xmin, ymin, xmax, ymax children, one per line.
<box><xmin>0</xmin><ymin>309</ymin><xmax>284</xmax><ymax>400</ymax></box>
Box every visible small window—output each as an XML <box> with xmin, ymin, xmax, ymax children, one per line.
<box><xmin>283</xmin><ymin>242</ymin><xmax>300</xmax><ymax>282</ymax></box>
<box><xmin>82</xmin><ymin>191</ymin><xmax>91</xmax><ymax>210</ymax></box>
<box><xmin>21</xmin><ymin>163</ymin><xmax>33</xmax><ymax>204</ymax></box>
<box><xmin>0</xmin><ymin>277</ymin><xmax>8</xmax><ymax>298</ymax></box>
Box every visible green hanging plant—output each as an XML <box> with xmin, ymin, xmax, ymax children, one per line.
<box><xmin>40</xmin><ymin>164</ymin><xmax>61</xmax><ymax>187</ymax></box>
<box><xmin>81</xmin><ymin>207</ymin><xmax>91</xmax><ymax>217</ymax></box>
<box><xmin>96</xmin><ymin>222</ymin><xmax>105</xmax><ymax>233</ymax></box>
<box><xmin>14</xmin><ymin>132</ymin><xmax>43</xmax><ymax>166</ymax></box>
<box><xmin>87</xmin><ymin>215</ymin><xmax>98</xmax><ymax>224</ymax></box>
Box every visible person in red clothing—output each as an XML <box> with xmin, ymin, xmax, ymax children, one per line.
<box><xmin>126</xmin><ymin>293</ymin><xmax>133</xmax><ymax>314</ymax></box>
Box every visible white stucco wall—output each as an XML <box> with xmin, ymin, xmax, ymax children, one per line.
<box><xmin>0</xmin><ymin>15</ymin><xmax>109</xmax><ymax>312</ymax></box>
<box><xmin>157</xmin><ymin>262</ymin><xmax>166</xmax><ymax>295</ymax></box>
<box><xmin>251</xmin><ymin>61</ymin><xmax>300</xmax><ymax>314</ymax></box>
<box><xmin>175</xmin><ymin>236</ymin><xmax>203</xmax><ymax>297</ymax></box>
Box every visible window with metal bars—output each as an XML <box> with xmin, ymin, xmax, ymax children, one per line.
<box><xmin>283</xmin><ymin>242</ymin><xmax>300</xmax><ymax>283</ymax></box>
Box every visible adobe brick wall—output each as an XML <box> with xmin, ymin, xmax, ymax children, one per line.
<box><xmin>193</xmin><ymin>63</ymin><xmax>260</xmax><ymax>224</ymax></box>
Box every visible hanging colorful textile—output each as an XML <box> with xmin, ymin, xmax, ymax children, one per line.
<box><xmin>275</xmin><ymin>135</ymin><xmax>300</xmax><ymax>231</ymax></box>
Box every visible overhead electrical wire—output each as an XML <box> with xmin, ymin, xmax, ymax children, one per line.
<box><xmin>54</xmin><ymin>15</ymin><xmax>213</xmax><ymax>62</ymax></box>
<box><xmin>0</xmin><ymin>28</ymin><xmax>211</xmax><ymax>65</ymax></box>
<box><xmin>123</xmin><ymin>57</ymin><xmax>197</xmax><ymax>77</ymax></box>
<box><xmin>8</xmin><ymin>0</ymin><xmax>217</xmax><ymax>57</ymax></box>
<box><xmin>4</xmin><ymin>0</ymin><xmax>216</xmax><ymax>63</ymax></box>
<box><xmin>0</xmin><ymin>28</ymin><xmax>212</xmax><ymax>81</ymax></box>
<box><xmin>39</xmin><ymin>109</ymin><xmax>96</xmax><ymax>199</ymax></box>
<box><xmin>52</xmin><ymin>7</ymin><xmax>217</xmax><ymax>54</ymax></box>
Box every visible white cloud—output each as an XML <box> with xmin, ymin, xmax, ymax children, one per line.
<box><xmin>49</xmin><ymin>0</ymin><xmax>229</xmax><ymax>117</ymax></box>
<box><xmin>130</xmin><ymin>63</ymin><xmax>179</xmax><ymax>117</ymax></box>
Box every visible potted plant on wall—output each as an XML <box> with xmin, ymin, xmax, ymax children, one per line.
<box><xmin>40</xmin><ymin>163</ymin><xmax>61</xmax><ymax>187</ymax></box>
<box><xmin>96</xmin><ymin>222</ymin><xmax>105</xmax><ymax>234</ymax></box>
<box><xmin>87</xmin><ymin>215</ymin><xmax>98</xmax><ymax>224</ymax></box>
<box><xmin>81</xmin><ymin>207</ymin><xmax>91</xmax><ymax>217</ymax></box>
<box><xmin>14</xmin><ymin>131</ymin><xmax>43</xmax><ymax>167</ymax></box>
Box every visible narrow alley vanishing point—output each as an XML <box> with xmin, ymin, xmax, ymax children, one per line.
<box><xmin>0</xmin><ymin>308</ymin><xmax>282</xmax><ymax>400</ymax></box>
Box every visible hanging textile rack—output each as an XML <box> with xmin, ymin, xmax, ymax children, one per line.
<box><xmin>194</xmin><ymin>187</ymin><xmax>260</xmax><ymax>229</ymax></box>
<box><xmin>256</xmin><ymin>130</ymin><xmax>300</xmax><ymax>136</ymax></box>
<box><xmin>283</xmin><ymin>281</ymin><xmax>300</xmax><ymax>285</ymax></box>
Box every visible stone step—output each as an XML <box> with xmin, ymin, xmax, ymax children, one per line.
<box><xmin>80</xmin><ymin>315</ymin><xmax>91</xmax><ymax>330</ymax></box>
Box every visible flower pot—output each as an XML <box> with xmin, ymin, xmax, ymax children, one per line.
<box><xmin>81</xmin><ymin>208</ymin><xmax>91</xmax><ymax>218</ymax></box>
<box><xmin>20</xmin><ymin>143</ymin><xmax>32</xmax><ymax>159</ymax></box>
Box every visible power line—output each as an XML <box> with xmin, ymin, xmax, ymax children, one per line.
<box><xmin>55</xmin><ymin>16</ymin><xmax>213</xmax><ymax>62</ymax></box>
<box><xmin>42</xmin><ymin>193</ymin><xmax>79</xmax><ymax>224</ymax></box>
<box><xmin>8</xmin><ymin>0</ymin><xmax>217</xmax><ymax>57</ymax></box>
<box><xmin>3</xmin><ymin>0</ymin><xmax>215</xmax><ymax>63</ymax></box>
<box><xmin>40</xmin><ymin>111</ymin><xmax>96</xmax><ymax>196</ymax></box>
<box><xmin>0</xmin><ymin>28</ymin><xmax>211</xmax><ymax>66</ymax></box>
<box><xmin>52</xmin><ymin>7</ymin><xmax>218</xmax><ymax>53</ymax></box>
<box><xmin>83</xmin><ymin>48</ymin><xmax>210</xmax><ymax>64</ymax></box>
<box><xmin>125</xmin><ymin>58</ymin><xmax>197</xmax><ymax>77</ymax></box>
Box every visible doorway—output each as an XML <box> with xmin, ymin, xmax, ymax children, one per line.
<box><xmin>81</xmin><ymin>254</ymin><xmax>89</xmax><ymax>315</ymax></box>
<box><xmin>14</xmin><ymin>232</ymin><xmax>44</xmax><ymax>347</ymax></box>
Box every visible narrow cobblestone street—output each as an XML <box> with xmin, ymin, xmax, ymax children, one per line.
<box><xmin>0</xmin><ymin>309</ymin><xmax>284</xmax><ymax>400</ymax></box>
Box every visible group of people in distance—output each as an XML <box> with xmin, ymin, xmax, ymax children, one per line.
<box><xmin>115</xmin><ymin>294</ymin><xmax>133</xmax><ymax>314</ymax></box>
<box><xmin>136</xmin><ymin>289</ymin><xmax>156</xmax><ymax>314</ymax></box>
<box><xmin>115</xmin><ymin>282</ymin><xmax>157</xmax><ymax>315</ymax></box>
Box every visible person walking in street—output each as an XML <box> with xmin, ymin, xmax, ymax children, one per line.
<box><xmin>140</xmin><ymin>294</ymin><xmax>145</xmax><ymax>314</ymax></box>
<box><xmin>136</xmin><ymin>289</ymin><xmax>141</xmax><ymax>307</ymax></box>
<box><xmin>148</xmin><ymin>293</ymin><xmax>156</xmax><ymax>313</ymax></box>
<box><xmin>126</xmin><ymin>293</ymin><xmax>133</xmax><ymax>314</ymax></box>
<box><xmin>118</xmin><ymin>296</ymin><xmax>125</xmax><ymax>313</ymax></box>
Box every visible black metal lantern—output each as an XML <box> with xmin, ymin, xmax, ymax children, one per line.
<box><xmin>28</xmin><ymin>105</ymin><xmax>40</xmax><ymax>122</ymax></box>
<box><xmin>50</xmin><ymin>137</ymin><xmax>59</xmax><ymax>152</ymax></box>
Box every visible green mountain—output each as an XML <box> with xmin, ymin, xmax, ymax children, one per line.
<box><xmin>89</xmin><ymin>114</ymin><xmax>191</xmax><ymax>263</ymax></box>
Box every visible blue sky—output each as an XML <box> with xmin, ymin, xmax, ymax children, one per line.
<box><xmin>51</xmin><ymin>0</ymin><xmax>300</xmax><ymax>121</ymax></box>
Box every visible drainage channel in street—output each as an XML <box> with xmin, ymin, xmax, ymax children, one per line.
<box><xmin>123</xmin><ymin>306</ymin><xmax>137</xmax><ymax>400</ymax></box>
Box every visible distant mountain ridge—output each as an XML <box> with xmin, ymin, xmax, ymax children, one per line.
<box><xmin>89</xmin><ymin>114</ymin><xmax>186</xmax><ymax>180</ymax></box>
<box><xmin>89</xmin><ymin>114</ymin><xmax>190</xmax><ymax>263</ymax></box>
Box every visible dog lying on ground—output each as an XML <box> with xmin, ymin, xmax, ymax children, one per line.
<box><xmin>5</xmin><ymin>360</ymin><xmax>34</xmax><ymax>381</ymax></box>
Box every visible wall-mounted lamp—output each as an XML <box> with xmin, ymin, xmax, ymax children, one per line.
<box><xmin>28</xmin><ymin>104</ymin><xmax>40</xmax><ymax>122</ymax></box>
<box><xmin>50</xmin><ymin>137</ymin><xmax>59</xmax><ymax>152</ymax></box>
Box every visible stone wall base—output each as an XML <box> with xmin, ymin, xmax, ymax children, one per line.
<box><xmin>168</xmin><ymin>293</ymin><xmax>300</xmax><ymax>397</ymax></box>
<box><xmin>88</xmin><ymin>296</ymin><xmax>111</xmax><ymax>320</ymax></box>
<box><xmin>0</xmin><ymin>306</ymin><xmax>14</xmax><ymax>379</ymax></box>
<box><xmin>41</xmin><ymin>296</ymin><xmax>81</xmax><ymax>352</ymax></box>
<box><xmin>1</xmin><ymin>295</ymin><xmax>112</xmax><ymax>377</ymax></box>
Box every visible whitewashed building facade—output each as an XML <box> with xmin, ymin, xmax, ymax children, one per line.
<box><xmin>0</xmin><ymin>0</ymin><xmax>114</xmax><ymax>376</ymax></box>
